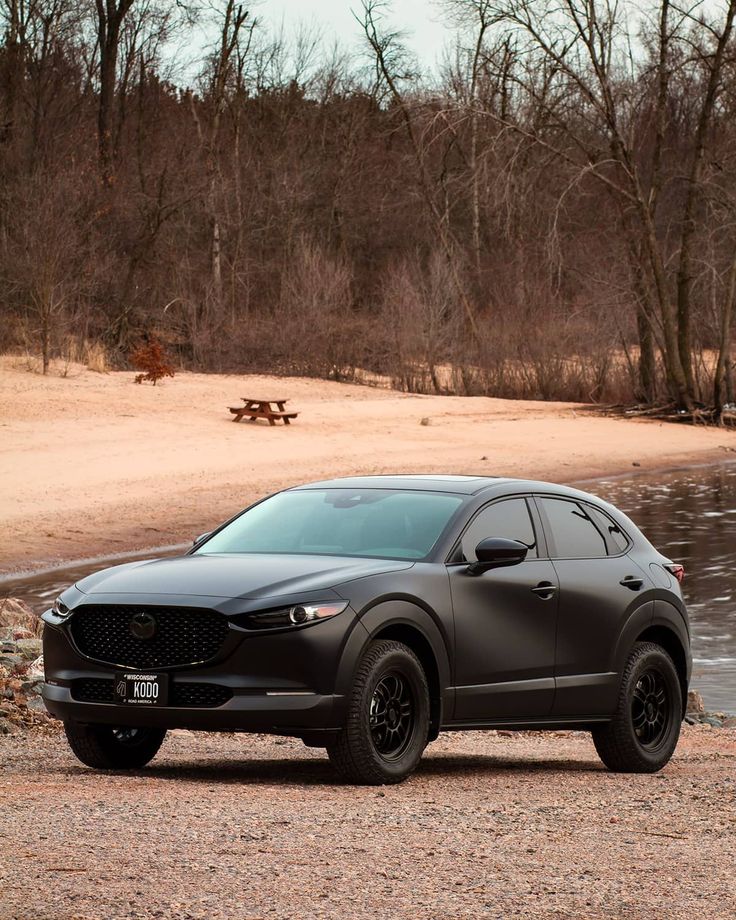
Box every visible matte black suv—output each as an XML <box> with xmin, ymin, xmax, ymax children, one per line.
<box><xmin>42</xmin><ymin>475</ymin><xmax>690</xmax><ymax>784</ymax></box>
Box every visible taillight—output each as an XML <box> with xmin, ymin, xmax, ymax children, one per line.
<box><xmin>664</xmin><ymin>563</ymin><xmax>685</xmax><ymax>583</ymax></box>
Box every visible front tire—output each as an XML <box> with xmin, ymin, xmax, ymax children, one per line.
<box><xmin>64</xmin><ymin>721</ymin><xmax>167</xmax><ymax>770</ymax></box>
<box><xmin>593</xmin><ymin>641</ymin><xmax>682</xmax><ymax>773</ymax></box>
<box><xmin>327</xmin><ymin>640</ymin><xmax>429</xmax><ymax>785</ymax></box>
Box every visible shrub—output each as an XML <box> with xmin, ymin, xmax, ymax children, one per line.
<box><xmin>129</xmin><ymin>338</ymin><xmax>175</xmax><ymax>386</ymax></box>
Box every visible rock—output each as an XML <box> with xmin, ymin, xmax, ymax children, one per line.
<box><xmin>0</xmin><ymin>717</ymin><xmax>18</xmax><ymax>735</ymax></box>
<box><xmin>12</xmin><ymin>628</ymin><xmax>34</xmax><ymax>641</ymax></box>
<box><xmin>0</xmin><ymin>598</ymin><xmax>41</xmax><ymax>636</ymax></box>
<box><xmin>702</xmin><ymin>716</ymin><xmax>723</xmax><ymax>728</ymax></box>
<box><xmin>0</xmin><ymin>664</ymin><xmax>9</xmax><ymax>680</ymax></box>
<box><xmin>723</xmin><ymin>717</ymin><xmax>736</xmax><ymax>729</ymax></box>
<box><xmin>687</xmin><ymin>689</ymin><xmax>706</xmax><ymax>714</ymax></box>
<box><xmin>15</xmin><ymin>638</ymin><xmax>43</xmax><ymax>661</ymax></box>
<box><xmin>25</xmin><ymin>696</ymin><xmax>47</xmax><ymax>714</ymax></box>
<box><xmin>420</xmin><ymin>417</ymin><xmax>432</xmax><ymax>426</ymax></box>
<box><xmin>25</xmin><ymin>655</ymin><xmax>44</xmax><ymax>682</ymax></box>
<box><xmin>684</xmin><ymin>715</ymin><xmax>698</xmax><ymax>725</ymax></box>
<box><xmin>0</xmin><ymin>654</ymin><xmax>23</xmax><ymax>673</ymax></box>
<box><xmin>632</xmin><ymin>461</ymin><xmax>641</xmax><ymax>467</ymax></box>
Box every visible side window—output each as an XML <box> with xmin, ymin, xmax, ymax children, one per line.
<box><xmin>587</xmin><ymin>505</ymin><xmax>630</xmax><ymax>554</ymax></box>
<box><xmin>459</xmin><ymin>498</ymin><xmax>538</xmax><ymax>562</ymax></box>
<box><xmin>539</xmin><ymin>497</ymin><xmax>608</xmax><ymax>558</ymax></box>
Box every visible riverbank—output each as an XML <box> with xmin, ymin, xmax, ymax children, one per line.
<box><xmin>2</xmin><ymin>356</ymin><xmax>735</xmax><ymax>575</ymax></box>
<box><xmin>1</xmin><ymin>726</ymin><xmax>735</xmax><ymax>920</ymax></box>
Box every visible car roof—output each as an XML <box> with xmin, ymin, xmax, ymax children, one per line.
<box><xmin>289</xmin><ymin>474</ymin><xmax>606</xmax><ymax>502</ymax></box>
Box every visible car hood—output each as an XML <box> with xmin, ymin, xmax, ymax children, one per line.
<box><xmin>75</xmin><ymin>553</ymin><xmax>415</xmax><ymax>600</ymax></box>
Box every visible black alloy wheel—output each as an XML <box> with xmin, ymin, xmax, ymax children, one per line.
<box><xmin>631</xmin><ymin>667</ymin><xmax>671</xmax><ymax>749</ymax></box>
<box><xmin>327</xmin><ymin>640</ymin><xmax>430</xmax><ymax>785</ymax></box>
<box><xmin>593</xmin><ymin>641</ymin><xmax>682</xmax><ymax>773</ymax></box>
<box><xmin>369</xmin><ymin>672</ymin><xmax>415</xmax><ymax>760</ymax></box>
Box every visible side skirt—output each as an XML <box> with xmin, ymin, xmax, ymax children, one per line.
<box><xmin>440</xmin><ymin>716</ymin><xmax>611</xmax><ymax>732</ymax></box>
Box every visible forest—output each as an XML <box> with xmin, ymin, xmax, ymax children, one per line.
<box><xmin>2</xmin><ymin>0</ymin><xmax>736</xmax><ymax>416</ymax></box>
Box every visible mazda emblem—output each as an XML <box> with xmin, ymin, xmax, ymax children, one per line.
<box><xmin>129</xmin><ymin>612</ymin><xmax>157</xmax><ymax>640</ymax></box>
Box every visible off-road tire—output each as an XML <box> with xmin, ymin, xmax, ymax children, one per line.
<box><xmin>64</xmin><ymin>721</ymin><xmax>166</xmax><ymax>770</ymax></box>
<box><xmin>593</xmin><ymin>641</ymin><xmax>682</xmax><ymax>773</ymax></box>
<box><xmin>327</xmin><ymin>640</ymin><xmax>429</xmax><ymax>785</ymax></box>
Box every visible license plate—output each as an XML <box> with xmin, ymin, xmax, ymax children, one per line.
<box><xmin>114</xmin><ymin>672</ymin><xmax>168</xmax><ymax>706</ymax></box>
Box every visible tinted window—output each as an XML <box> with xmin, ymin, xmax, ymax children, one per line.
<box><xmin>587</xmin><ymin>505</ymin><xmax>629</xmax><ymax>554</ymax></box>
<box><xmin>195</xmin><ymin>489</ymin><xmax>464</xmax><ymax>560</ymax></box>
<box><xmin>459</xmin><ymin>498</ymin><xmax>538</xmax><ymax>562</ymax></box>
<box><xmin>540</xmin><ymin>497</ymin><xmax>608</xmax><ymax>558</ymax></box>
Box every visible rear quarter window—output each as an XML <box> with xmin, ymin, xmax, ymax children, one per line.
<box><xmin>586</xmin><ymin>505</ymin><xmax>630</xmax><ymax>554</ymax></box>
<box><xmin>538</xmin><ymin>497</ymin><xmax>609</xmax><ymax>559</ymax></box>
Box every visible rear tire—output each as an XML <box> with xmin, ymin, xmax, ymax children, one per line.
<box><xmin>593</xmin><ymin>641</ymin><xmax>682</xmax><ymax>773</ymax></box>
<box><xmin>327</xmin><ymin>640</ymin><xmax>429</xmax><ymax>785</ymax></box>
<box><xmin>64</xmin><ymin>721</ymin><xmax>166</xmax><ymax>770</ymax></box>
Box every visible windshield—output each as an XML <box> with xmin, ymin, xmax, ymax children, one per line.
<box><xmin>195</xmin><ymin>489</ymin><xmax>465</xmax><ymax>560</ymax></box>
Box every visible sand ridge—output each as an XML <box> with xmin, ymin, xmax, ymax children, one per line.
<box><xmin>1</xmin><ymin>357</ymin><xmax>734</xmax><ymax>574</ymax></box>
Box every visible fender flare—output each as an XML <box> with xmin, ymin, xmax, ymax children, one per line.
<box><xmin>612</xmin><ymin>601</ymin><xmax>655</xmax><ymax>673</ymax></box>
<box><xmin>334</xmin><ymin>599</ymin><xmax>453</xmax><ymax>731</ymax></box>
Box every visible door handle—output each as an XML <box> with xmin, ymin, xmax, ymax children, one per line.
<box><xmin>620</xmin><ymin>575</ymin><xmax>644</xmax><ymax>590</ymax></box>
<box><xmin>531</xmin><ymin>581</ymin><xmax>557</xmax><ymax>599</ymax></box>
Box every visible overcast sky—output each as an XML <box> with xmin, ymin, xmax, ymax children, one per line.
<box><xmin>253</xmin><ymin>0</ymin><xmax>449</xmax><ymax>67</ymax></box>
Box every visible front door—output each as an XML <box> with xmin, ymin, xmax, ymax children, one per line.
<box><xmin>448</xmin><ymin>497</ymin><xmax>558</xmax><ymax>721</ymax></box>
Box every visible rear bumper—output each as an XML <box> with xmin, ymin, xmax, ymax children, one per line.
<box><xmin>42</xmin><ymin>683</ymin><xmax>343</xmax><ymax>734</ymax></box>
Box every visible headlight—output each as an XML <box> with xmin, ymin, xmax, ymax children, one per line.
<box><xmin>51</xmin><ymin>596</ymin><xmax>71</xmax><ymax>618</ymax></box>
<box><xmin>243</xmin><ymin>601</ymin><xmax>349</xmax><ymax>630</ymax></box>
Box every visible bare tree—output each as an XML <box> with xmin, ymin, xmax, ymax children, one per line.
<box><xmin>358</xmin><ymin>0</ymin><xmax>481</xmax><ymax>340</ymax></box>
<box><xmin>95</xmin><ymin>0</ymin><xmax>135</xmax><ymax>185</ymax></box>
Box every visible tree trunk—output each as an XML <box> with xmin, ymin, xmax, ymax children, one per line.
<box><xmin>675</xmin><ymin>0</ymin><xmax>736</xmax><ymax>400</ymax></box>
<box><xmin>41</xmin><ymin>311</ymin><xmax>50</xmax><ymax>375</ymax></box>
<box><xmin>95</xmin><ymin>1</ymin><xmax>135</xmax><ymax>187</ymax></box>
<box><xmin>714</xmin><ymin>248</ymin><xmax>736</xmax><ymax>420</ymax></box>
<box><xmin>636</xmin><ymin>309</ymin><xmax>656</xmax><ymax>403</ymax></box>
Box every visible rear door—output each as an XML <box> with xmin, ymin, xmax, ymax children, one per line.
<box><xmin>535</xmin><ymin>496</ymin><xmax>653</xmax><ymax>716</ymax></box>
<box><xmin>448</xmin><ymin>496</ymin><xmax>559</xmax><ymax>721</ymax></box>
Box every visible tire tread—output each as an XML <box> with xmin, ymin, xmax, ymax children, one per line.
<box><xmin>64</xmin><ymin>721</ymin><xmax>166</xmax><ymax>770</ymax></box>
<box><xmin>593</xmin><ymin>641</ymin><xmax>681</xmax><ymax>773</ymax></box>
<box><xmin>327</xmin><ymin>639</ymin><xmax>428</xmax><ymax>785</ymax></box>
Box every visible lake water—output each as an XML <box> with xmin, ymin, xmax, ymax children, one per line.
<box><xmin>3</xmin><ymin>463</ymin><xmax>735</xmax><ymax>711</ymax></box>
<box><xmin>581</xmin><ymin>463</ymin><xmax>736</xmax><ymax>712</ymax></box>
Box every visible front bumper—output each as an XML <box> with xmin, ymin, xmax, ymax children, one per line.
<box><xmin>42</xmin><ymin>597</ymin><xmax>368</xmax><ymax>736</ymax></box>
<box><xmin>42</xmin><ymin>682</ymin><xmax>343</xmax><ymax>733</ymax></box>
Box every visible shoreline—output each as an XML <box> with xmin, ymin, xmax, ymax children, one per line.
<box><xmin>2</xmin><ymin>454</ymin><xmax>734</xmax><ymax>581</ymax></box>
<box><xmin>2</xmin><ymin>358</ymin><xmax>735</xmax><ymax>577</ymax></box>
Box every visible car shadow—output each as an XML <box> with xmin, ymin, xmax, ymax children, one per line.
<box><xmin>58</xmin><ymin>751</ymin><xmax>604</xmax><ymax>785</ymax></box>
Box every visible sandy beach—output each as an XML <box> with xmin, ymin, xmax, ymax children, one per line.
<box><xmin>1</xmin><ymin>357</ymin><xmax>735</xmax><ymax>575</ymax></box>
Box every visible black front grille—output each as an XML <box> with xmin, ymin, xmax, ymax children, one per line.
<box><xmin>72</xmin><ymin>678</ymin><xmax>114</xmax><ymax>703</ymax></box>
<box><xmin>71</xmin><ymin>677</ymin><xmax>232</xmax><ymax>708</ymax></box>
<box><xmin>172</xmin><ymin>683</ymin><xmax>232</xmax><ymax>707</ymax></box>
<box><xmin>70</xmin><ymin>605</ymin><xmax>229</xmax><ymax>669</ymax></box>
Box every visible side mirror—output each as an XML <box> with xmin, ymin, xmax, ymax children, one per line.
<box><xmin>192</xmin><ymin>532</ymin><xmax>211</xmax><ymax>546</ymax></box>
<box><xmin>466</xmin><ymin>537</ymin><xmax>528</xmax><ymax>576</ymax></box>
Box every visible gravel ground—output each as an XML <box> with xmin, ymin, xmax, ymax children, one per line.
<box><xmin>1</xmin><ymin>726</ymin><xmax>735</xmax><ymax>920</ymax></box>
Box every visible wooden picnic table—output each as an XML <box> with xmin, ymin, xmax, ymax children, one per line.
<box><xmin>228</xmin><ymin>397</ymin><xmax>298</xmax><ymax>426</ymax></box>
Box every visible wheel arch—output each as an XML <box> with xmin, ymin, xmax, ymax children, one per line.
<box><xmin>352</xmin><ymin>601</ymin><xmax>452</xmax><ymax>743</ymax></box>
<box><xmin>635</xmin><ymin>623</ymin><xmax>689</xmax><ymax>718</ymax></box>
<box><xmin>370</xmin><ymin>622</ymin><xmax>443</xmax><ymax>741</ymax></box>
